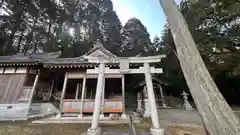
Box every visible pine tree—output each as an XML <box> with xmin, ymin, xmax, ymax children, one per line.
<box><xmin>0</xmin><ymin>0</ymin><xmax>123</xmax><ymax>56</ymax></box>
<box><xmin>121</xmin><ymin>18</ymin><xmax>154</xmax><ymax>57</ymax></box>
<box><xmin>56</xmin><ymin>0</ymin><xmax>122</xmax><ymax>56</ymax></box>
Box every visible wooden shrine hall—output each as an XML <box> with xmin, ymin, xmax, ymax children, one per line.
<box><xmin>0</xmin><ymin>41</ymin><xmax>165</xmax><ymax>134</ymax></box>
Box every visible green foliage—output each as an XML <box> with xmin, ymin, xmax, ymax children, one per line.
<box><xmin>0</xmin><ymin>0</ymin><xmax>125</xmax><ymax>56</ymax></box>
<box><xmin>159</xmin><ymin>0</ymin><xmax>240</xmax><ymax>103</ymax></box>
<box><xmin>120</xmin><ymin>18</ymin><xmax>154</xmax><ymax>57</ymax></box>
<box><xmin>0</xmin><ymin>0</ymin><xmax>159</xmax><ymax>57</ymax></box>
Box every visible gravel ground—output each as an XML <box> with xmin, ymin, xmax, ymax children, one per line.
<box><xmin>0</xmin><ymin>121</ymin><xmax>149</xmax><ymax>135</ymax></box>
<box><xmin>0</xmin><ymin>108</ymin><xmax>239</xmax><ymax>135</ymax></box>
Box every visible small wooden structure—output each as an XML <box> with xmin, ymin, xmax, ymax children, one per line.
<box><xmin>0</xmin><ymin>41</ymin><xmax>165</xmax><ymax>134</ymax></box>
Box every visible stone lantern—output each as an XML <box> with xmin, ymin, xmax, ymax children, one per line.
<box><xmin>137</xmin><ymin>92</ymin><xmax>143</xmax><ymax>113</ymax></box>
<box><xmin>181</xmin><ymin>91</ymin><xmax>194</xmax><ymax>111</ymax></box>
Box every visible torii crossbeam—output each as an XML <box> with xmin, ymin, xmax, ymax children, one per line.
<box><xmin>87</xmin><ymin>55</ymin><xmax>165</xmax><ymax>135</ymax></box>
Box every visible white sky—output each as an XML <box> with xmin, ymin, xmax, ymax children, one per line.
<box><xmin>112</xmin><ymin>0</ymin><xmax>182</xmax><ymax>24</ymax></box>
<box><xmin>112</xmin><ymin>0</ymin><xmax>182</xmax><ymax>39</ymax></box>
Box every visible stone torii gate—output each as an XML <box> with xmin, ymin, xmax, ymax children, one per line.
<box><xmin>86</xmin><ymin>55</ymin><xmax>165</xmax><ymax>135</ymax></box>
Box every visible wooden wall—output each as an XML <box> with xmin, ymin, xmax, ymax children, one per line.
<box><xmin>0</xmin><ymin>75</ymin><xmax>12</xmax><ymax>103</ymax></box>
<box><xmin>62</xmin><ymin>100</ymin><xmax>123</xmax><ymax>113</ymax></box>
<box><xmin>0</xmin><ymin>74</ymin><xmax>26</xmax><ymax>104</ymax></box>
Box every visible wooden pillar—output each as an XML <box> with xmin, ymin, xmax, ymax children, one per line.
<box><xmin>90</xmin><ymin>89</ymin><xmax>93</xmax><ymax>99</ymax></box>
<box><xmin>28</xmin><ymin>70</ymin><xmax>40</xmax><ymax>105</ymax></box>
<box><xmin>79</xmin><ymin>75</ymin><xmax>86</xmax><ymax>118</ymax></box>
<box><xmin>159</xmin><ymin>84</ymin><xmax>167</xmax><ymax>108</ymax></box>
<box><xmin>26</xmin><ymin>70</ymin><xmax>40</xmax><ymax>116</ymax></box>
<box><xmin>75</xmin><ymin>83</ymin><xmax>80</xmax><ymax>99</ymax></box>
<box><xmin>144</xmin><ymin>63</ymin><xmax>164</xmax><ymax>135</ymax></box>
<box><xmin>88</xmin><ymin>63</ymin><xmax>105</xmax><ymax>134</ymax></box>
<box><xmin>47</xmin><ymin>80</ymin><xmax>54</xmax><ymax>100</ymax></box>
<box><xmin>2</xmin><ymin>74</ymin><xmax>13</xmax><ymax>103</ymax></box>
<box><xmin>84</xmin><ymin>85</ymin><xmax>87</xmax><ymax>99</ymax></box>
<box><xmin>59</xmin><ymin>72</ymin><xmax>68</xmax><ymax>114</ymax></box>
<box><xmin>121</xmin><ymin>74</ymin><xmax>126</xmax><ymax>118</ymax></box>
<box><xmin>100</xmin><ymin>76</ymin><xmax>105</xmax><ymax>118</ymax></box>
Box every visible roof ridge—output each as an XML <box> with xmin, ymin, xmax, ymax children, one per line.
<box><xmin>82</xmin><ymin>40</ymin><xmax>118</xmax><ymax>58</ymax></box>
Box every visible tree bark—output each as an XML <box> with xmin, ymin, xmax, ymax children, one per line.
<box><xmin>158</xmin><ymin>0</ymin><xmax>240</xmax><ymax>135</ymax></box>
<box><xmin>0</xmin><ymin>0</ymin><xmax>4</xmax><ymax>7</ymax></box>
<box><xmin>24</xmin><ymin>34</ymin><xmax>31</xmax><ymax>55</ymax></box>
<box><xmin>17</xmin><ymin>30</ymin><xmax>24</xmax><ymax>52</ymax></box>
<box><xmin>6</xmin><ymin>27</ymin><xmax>17</xmax><ymax>54</ymax></box>
<box><xmin>32</xmin><ymin>16</ymin><xmax>39</xmax><ymax>53</ymax></box>
<box><xmin>48</xmin><ymin>20</ymin><xmax>52</xmax><ymax>36</ymax></box>
<box><xmin>6</xmin><ymin>7</ymin><xmax>24</xmax><ymax>55</ymax></box>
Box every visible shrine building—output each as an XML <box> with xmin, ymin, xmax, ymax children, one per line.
<box><xmin>0</xmin><ymin>41</ymin><xmax>165</xmax><ymax>134</ymax></box>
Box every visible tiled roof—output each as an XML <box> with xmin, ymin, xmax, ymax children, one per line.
<box><xmin>0</xmin><ymin>41</ymin><xmax>120</xmax><ymax>67</ymax></box>
<box><xmin>0</xmin><ymin>42</ymin><xmax>164</xmax><ymax>68</ymax></box>
<box><xmin>0</xmin><ymin>40</ymin><xmax>120</xmax><ymax>66</ymax></box>
<box><xmin>84</xmin><ymin>40</ymin><xmax>118</xmax><ymax>58</ymax></box>
<box><xmin>0</xmin><ymin>51</ymin><xmax>61</xmax><ymax>63</ymax></box>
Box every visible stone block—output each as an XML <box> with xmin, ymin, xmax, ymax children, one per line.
<box><xmin>150</xmin><ymin>128</ymin><xmax>164</xmax><ymax>135</ymax></box>
<box><xmin>87</xmin><ymin>127</ymin><xmax>102</xmax><ymax>135</ymax></box>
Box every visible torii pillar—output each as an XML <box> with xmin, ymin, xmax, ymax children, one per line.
<box><xmin>85</xmin><ymin>56</ymin><xmax>165</xmax><ymax>135</ymax></box>
<box><xmin>144</xmin><ymin>63</ymin><xmax>164</xmax><ymax>135</ymax></box>
<box><xmin>87</xmin><ymin>63</ymin><xmax>105</xmax><ymax>135</ymax></box>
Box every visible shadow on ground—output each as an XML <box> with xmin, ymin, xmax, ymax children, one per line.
<box><xmin>1</xmin><ymin>108</ymin><xmax>240</xmax><ymax>135</ymax></box>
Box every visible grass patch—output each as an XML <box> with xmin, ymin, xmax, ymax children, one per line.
<box><xmin>167</xmin><ymin>125</ymin><xmax>206</xmax><ymax>135</ymax></box>
<box><xmin>134</xmin><ymin>118</ymin><xmax>151</xmax><ymax>131</ymax></box>
<box><xmin>232</xmin><ymin>106</ymin><xmax>240</xmax><ymax>111</ymax></box>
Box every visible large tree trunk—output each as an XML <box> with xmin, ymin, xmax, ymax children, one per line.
<box><xmin>158</xmin><ymin>0</ymin><xmax>240</xmax><ymax>135</ymax></box>
<box><xmin>17</xmin><ymin>30</ymin><xmax>24</xmax><ymax>52</ymax></box>
<box><xmin>5</xmin><ymin>7</ymin><xmax>24</xmax><ymax>55</ymax></box>
<box><xmin>0</xmin><ymin>0</ymin><xmax>4</xmax><ymax>7</ymax></box>
<box><xmin>24</xmin><ymin>34</ymin><xmax>31</xmax><ymax>55</ymax></box>
<box><xmin>5</xmin><ymin>27</ymin><xmax>17</xmax><ymax>54</ymax></box>
<box><xmin>48</xmin><ymin>20</ymin><xmax>52</xmax><ymax>36</ymax></box>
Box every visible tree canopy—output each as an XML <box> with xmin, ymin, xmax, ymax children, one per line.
<box><xmin>0</xmin><ymin>0</ymin><xmax>154</xmax><ymax>57</ymax></box>
<box><xmin>120</xmin><ymin>18</ymin><xmax>154</xmax><ymax>57</ymax></box>
<box><xmin>2</xmin><ymin>0</ymin><xmax>240</xmax><ymax>104</ymax></box>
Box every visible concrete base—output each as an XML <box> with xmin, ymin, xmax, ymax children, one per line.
<box><xmin>150</xmin><ymin>128</ymin><xmax>164</xmax><ymax>135</ymax></box>
<box><xmin>55</xmin><ymin>114</ymin><xmax>61</xmax><ymax>118</ymax></box>
<box><xmin>99</xmin><ymin>114</ymin><xmax>104</xmax><ymax>119</ymax></box>
<box><xmin>162</xmin><ymin>103</ymin><xmax>167</xmax><ymax>108</ymax></box>
<box><xmin>109</xmin><ymin>114</ymin><xmax>120</xmax><ymax>120</ymax></box>
<box><xmin>136</xmin><ymin>108</ymin><xmax>144</xmax><ymax>113</ymax></box>
<box><xmin>143</xmin><ymin>113</ymin><xmax>151</xmax><ymax>118</ymax></box>
<box><xmin>121</xmin><ymin>113</ymin><xmax>127</xmax><ymax>119</ymax></box>
<box><xmin>32</xmin><ymin>115</ymin><xmax>141</xmax><ymax>124</ymax></box>
<box><xmin>184</xmin><ymin>107</ymin><xmax>194</xmax><ymax>111</ymax></box>
<box><xmin>77</xmin><ymin>114</ymin><xmax>83</xmax><ymax>118</ymax></box>
<box><xmin>87</xmin><ymin>127</ymin><xmax>102</xmax><ymax>135</ymax></box>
